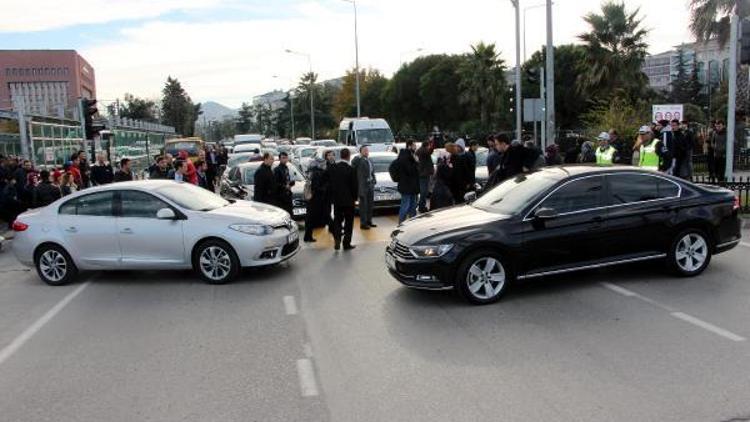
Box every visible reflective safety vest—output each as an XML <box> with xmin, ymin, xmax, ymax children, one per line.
<box><xmin>595</xmin><ymin>146</ymin><xmax>615</xmax><ymax>165</ymax></box>
<box><xmin>639</xmin><ymin>142</ymin><xmax>659</xmax><ymax>170</ymax></box>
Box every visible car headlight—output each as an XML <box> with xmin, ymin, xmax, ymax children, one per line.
<box><xmin>229</xmin><ymin>224</ymin><xmax>274</xmax><ymax>236</ymax></box>
<box><xmin>409</xmin><ymin>244</ymin><xmax>454</xmax><ymax>258</ymax></box>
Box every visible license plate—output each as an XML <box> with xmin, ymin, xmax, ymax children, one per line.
<box><xmin>288</xmin><ymin>230</ymin><xmax>299</xmax><ymax>243</ymax></box>
<box><xmin>293</xmin><ymin>207</ymin><xmax>306</xmax><ymax>216</ymax></box>
<box><xmin>385</xmin><ymin>252</ymin><xmax>396</xmax><ymax>271</ymax></box>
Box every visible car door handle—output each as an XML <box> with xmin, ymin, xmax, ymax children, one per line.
<box><xmin>120</xmin><ymin>228</ymin><xmax>133</xmax><ymax>234</ymax></box>
<box><xmin>65</xmin><ymin>227</ymin><xmax>77</xmax><ymax>233</ymax></box>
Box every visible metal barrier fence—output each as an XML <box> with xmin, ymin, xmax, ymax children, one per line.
<box><xmin>691</xmin><ymin>175</ymin><xmax>750</xmax><ymax>213</ymax></box>
<box><xmin>692</xmin><ymin>151</ymin><xmax>750</xmax><ymax>174</ymax></box>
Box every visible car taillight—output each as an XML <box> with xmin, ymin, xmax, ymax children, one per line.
<box><xmin>11</xmin><ymin>220</ymin><xmax>28</xmax><ymax>231</ymax></box>
<box><xmin>733</xmin><ymin>195</ymin><xmax>741</xmax><ymax>211</ymax></box>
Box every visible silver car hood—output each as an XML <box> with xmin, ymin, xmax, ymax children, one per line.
<box><xmin>205</xmin><ymin>200</ymin><xmax>288</xmax><ymax>225</ymax></box>
<box><xmin>375</xmin><ymin>171</ymin><xmax>397</xmax><ymax>189</ymax></box>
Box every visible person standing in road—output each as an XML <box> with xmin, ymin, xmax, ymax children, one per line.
<box><xmin>595</xmin><ymin>132</ymin><xmax>616</xmax><ymax>166</ymax></box>
<box><xmin>195</xmin><ymin>160</ymin><xmax>212</xmax><ymax>191</ymax></box>
<box><xmin>430</xmin><ymin>148</ymin><xmax>455</xmax><ymax>211</ymax></box>
<box><xmin>253</xmin><ymin>152</ymin><xmax>276</xmax><ymax>206</ymax></box>
<box><xmin>671</xmin><ymin>119</ymin><xmax>692</xmax><ymax>180</ymax></box>
<box><xmin>206</xmin><ymin>145</ymin><xmax>220</xmax><ymax>188</ymax></box>
<box><xmin>415</xmin><ymin>140</ymin><xmax>434</xmax><ymax>213</ymax></box>
<box><xmin>393</xmin><ymin>139</ymin><xmax>419</xmax><ymax>223</ymax></box>
<box><xmin>327</xmin><ymin>148</ymin><xmax>358</xmax><ymax>250</ymax></box>
<box><xmin>710</xmin><ymin>120</ymin><xmax>727</xmax><ymax>180</ymax></box>
<box><xmin>636</xmin><ymin>125</ymin><xmax>659</xmax><ymax>171</ymax></box>
<box><xmin>486</xmin><ymin>136</ymin><xmax>525</xmax><ymax>189</ymax></box>
<box><xmin>173</xmin><ymin>160</ymin><xmax>187</xmax><ymax>182</ymax></box>
<box><xmin>273</xmin><ymin>152</ymin><xmax>295</xmax><ymax>216</ymax></box>
<box><xmin>69</xmin><ymin>154</ymin><xmax>83</xmax><ymax>188</ymax></box>
<box><xmin>655</xmin><ymin>120</ymin><xmax>677</xmax><ymax>175</ymax></box>
<box><xmin>352</xmin><ymin>145</ymin><xmax>377</xmax><ymax>230</ymax></box>
<box><xmin>91</xmin><ymin>153</ymin><xmax>114</xmax><ymax>185</ymax></box>
<box><xmin>608</xmin><ymin>129</ymin><xmax>628</xmax><ymax>164</ymax></box>
<box><xmin>32</xmin><ymin>170</ymin><xmax>61</xmax><ymax>208</ymax></box>
<box><xmin>178</xmin><ymin>150</ymin><xmax>198</xmax><ymax>185</ymax></box>
<box><xmin>149</xmin><ymin>156</ymin><xmax>170</xmax><ymax>179</ymax></box>
<box><xmin>303</xmin><ymin>153</ymin><xmax>333</xmax><ymax>243</ymax></box>
<box><xmin>486</xmin><ymin>135</ymin><xmax>501</xmax><ymax>174</ymax></box>
<box><xmin>466</xmin><ymin>140</ymin><xmax>479</xmax><ymax>191</ymax></box>
<box><xmin>76</xmin><ymin>151</ymin><xmax>91</xmax><ymax>188</ymax></box>
<box><xmin>113</xmin><ymin>158</ymin><xmax>134</xmax><ymax>182</ymax></box>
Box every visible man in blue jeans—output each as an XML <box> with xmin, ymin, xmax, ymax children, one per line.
<box><xmin>394</xmin><ymin>140</ymin><xmax>420</xmax><ymax>223</ymax></box>
<box><xmin>415</xmin><ymin>140</ymin><xmax>434</xmax><ymax>213</ymax></box>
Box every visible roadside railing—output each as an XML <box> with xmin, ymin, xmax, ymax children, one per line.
<box><xmin>692</xmin><ymin>151</ymin><xmax>750</xmax><ymax>174</ymax></box>
<box><xmin>691</xmin><ymin>175</ymin><xmax>750</xmax><ymax>213</ymax></box>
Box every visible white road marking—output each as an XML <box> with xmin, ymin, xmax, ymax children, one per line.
<box><xmin>283</xmin><ymin>295</ymin><xmax>298</xmax><ymax>315</ymax></box>
<box><xmin>303</xmin><ymin>342</ymin><xmax>313</xmax><ymax>358</ymax></box>
<box><xmin>671</xmin><ymin>312</ymin><xmax>746</xmax><ymax>342</ymax></box>
<box><xmin>0</xmin><ymin>282</ymin><xmax>90</xmax><ymax>366</ymax></box>
<box><xmin>740</xmin><ymin>242</ymin><xmax>750</xmax><ymax>248</ymax></box>
<box><xmin>601</xmin><ymin>282</ymin><xmax>675</xmax><ymax>312</ymax></box>
<box><xmin>601</xmin><ymin>282</ymin><xmax>637</xmax><ymax>297</ymax></box>
<box><xmin>296</xmin><ymin>358</ymin><xmax>320</xmax><ymax>397</ymax></box>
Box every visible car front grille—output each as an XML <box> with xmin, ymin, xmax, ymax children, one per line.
<box><xmin>282</xmin><ymin>239</ymin><xmax>299</xmax><ymax>256</ymax></box>
<box><xmin>390</xmin><ymin>240</ymin><xmax>412</xmax><ymax>260</ymax></box>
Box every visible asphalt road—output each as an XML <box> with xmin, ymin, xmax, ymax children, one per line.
<box><xmin>1</xmin><ymin>216</ymin><xmax>749</xmax><ymax>422</ymax></box>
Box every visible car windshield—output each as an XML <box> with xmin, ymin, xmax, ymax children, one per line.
<box><xmin>228</xmin><ymin>153</ymin><xmax>257</xmax><ymax>168</ymax></box>
<box><xmin>156</xmin><ymin>183</ymin><xmax>228</xmax><ymax>211</ymax></box>
<box><xmin>165</xmin><ymin>141</ymin><xmax>200</xmax><ymax>157</ymax></box>
<box><xmin>472</xmin><ymin>172</ymin><xmax>560</xmax><ymax>215</ymax></box>
<box><xmin>369</xmin><ymin>155</ymin><xmax>396</xmax><ymax>173</ymax></box>
<box><xmin>242</xmin><ymin>163</ymin><xmax>305</xmax><ymax>185</ymax></box>
<box><xmin>299</xmin><ymin>148</ymin><xmax>316</xmax><ymax>158</ymax></box>
<box><xmin>357</xmin><ymin>129</ymin><xmax>394</xmax><ymax>145</ymax></box>
<box><xmin>475</xmin><ymin>149</ymin><xmax>488</xmax><ymax>166</ymax></box>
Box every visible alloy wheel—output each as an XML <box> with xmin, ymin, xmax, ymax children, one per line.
<box><xmin>466</xmin><ymin>257</ymin><xmax>506</xmax><ymax>300</ymax></box>
<box><xmin>675</xmin><ymin>233</ymin><xmax>708</xmax><ymax>273</ymax></box>
<box><xmin>199</xmin><ymin>246</ymin><xmax>232</xmax><ymax>281</ymax></box>
<box><xmin>39</xmin><ymin>250</ymin><xmax>67</xmax><ymax>283</ymax></box>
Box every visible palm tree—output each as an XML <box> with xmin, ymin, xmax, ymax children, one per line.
<box><xmin>689</xmin><ymin>0</ymin><xmax>749</xmax><ymax>47</ymax></box>
<box><xmin>458</xmin><ymin>42</ymin><xmax>506</xmax><ymax>130</ymax></box>
<box><xmin>577</xmin><ymin>2</ymin><xmax>649</xmax><ymax>100</ymax></box>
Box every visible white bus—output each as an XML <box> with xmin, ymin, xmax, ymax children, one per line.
<box><xmin>338</xmin><ymin>118</ymin><xmax>395</xmax><ymax>152</ymax></box>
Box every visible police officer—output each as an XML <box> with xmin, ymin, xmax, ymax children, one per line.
<box><xmin>637</xmin><ymin>125</ymin><xmax>659</xmax><ymax>171</ymax></box>
<box><xmin>595</xmin><ymin>132</ymin><xmax>616</xmax><ymax>166</ymax></box>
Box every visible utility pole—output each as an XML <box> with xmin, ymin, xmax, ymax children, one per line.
<box><xmin>342</xmin><ymin>0</ymin><xmax>361</xmax><ymax>117</ymax></box>
<box><xmin>540</xmin><ymin>66</ymin><xmax>546</xmax><ymax>149</ymax></box>
<box><xmin>290</xmin><ymin>92</ymin><xmax>296</xmax><ymax>140</ymax></box>
<box><xmin>545</xmin><ymin>0</ymin><xmax>556</xmax><ymax>145</ymax></box>
<box><xmin>511</xmin><ymin>0</ymin><xmax>522</xmax><ymax>141</ymax></box>
<box><xmin>15</xmin><ymin>98</ymin><xmax>30</xmax><ymax>160</ymax></box>
<box><xmin>726</xmin><ymin>11</ymin><xmax>739</xmax><ymax>179</ymax></box>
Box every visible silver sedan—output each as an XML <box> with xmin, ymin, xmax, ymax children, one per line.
<box><xmin>12</xmin><ymin>180</ymin><xmax>300</xmax><ymax>285</ymax></box>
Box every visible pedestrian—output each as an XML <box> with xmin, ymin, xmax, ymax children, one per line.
<box><xmin>13</xmin><ymin>159</ymin><xmax>33</xmax><ymax>207</ymax></box>
<box><xmin>273</xmin><ymin>152</ymin><xmax>295</xmax><ymax>216</ymax></box>
<box><xmin>206</xmin><ymin>145</ymin><xmax>220</xmax><ymax>188</ymax></box>
<box><xmin>415</xmin><ymin>140</ymin><xmax>434</xmax><ymax>213</ymax></box>
<box><xmin>351</xmin><ymin>145</ymin><xmax>377</xmax><ymax>229</ymax></box>
<box><xmin>678</xmin><ymin>120</ymin><xmax>696</xmax><ymax>179</ymax></box>
<box><xmin>177</xmin><ymin>150</ymin><xmax>198</xmax><ymax>185</ymax></box>
<box><xmin>671</xmin><ymin>119</ymin><xmax>691</xmax><ymax>180</ymax></box>
<box><xmin>608</xmin><ymin>129</ymin><xmax>629</xmax><ymax>164</ymax></box>
<box><xmin>173</xmin><ymin>160</ymin><xmax>187</xmax><ymax>182</ymax></box>
<box><xmin>253</xmin><ymin>152</ymin><xmax>276</xmax><ymax>205</ymax></box>
<box><xmin>655</xmin><ymin>120</ymin><xmax>677</xmax><ymax>175</ymax></box>
<box><xmin>709</xmin><ymin>120</ymin><xmax>726</xmax><ymax>180</ymax></box>
<box><xmin>69</xmin><ymin>153</ymin><xmax>83</xmax><ymax>187</ymax></box>
<box><xmin>76</xmin><ymin>151</ymin><xmax>91</xmax><ymax>188</ymax></box>
<box><xmin>149</xmin><ymin>156</ymin><xmax>170</xmax><ymax>179</ymax></box>
<box><xmin>545</xmin><ymin>144</ymin><xmax>563</xmax><ymax>166</ymax></box>
<box><xmin>195</xmin><ymin>160</ymin><xmax>212</xmax><ymax>191</ymax></box>
<box><xmin>32</xmin><ymin>170</ymin><xmax>61</xmax><ymax>208</ymax></box>
<box><xmin>303</xmin><ymin>154</ymin><xmax>333</xmax><ymax>243</ymax></box>
<box><xmin>523</xmin><ymin>140</ymin><xmax>545</xmax><ymax>171</ymax></box>
<box><xmin>486</xmin><ymin>136</ymin><xmax>525</xmax><ymax>189</ymax></box>
<box><xmin>636</xmin><ymin>125</ymin><xmax>659</xmax><ymax>171</ymax></box>
<box><xmin>430</xmin><ymin>148</ymin><xmax>455</xmax><ymax>211</ymax></box>
<box><xmin>113</xmin><ymin>158</ymin><xmax>134</xmax><ymax>182</ymax></box>
<box><xmin>487</xmin><ymin>135</ymin><xmax>502</xmax><ymax>174</ymax></box>
<box><xmin>595</xmin><ymin>132</ymin><xmax>616</xmax><ymax>166</ymax></box>
<box><xmin>392</xmin><ymin>139</ymin><xmax>419</xmax><ymax>223</ymax></box>
<box><xmin>0</xmin><ymin>176</ymin><xmax>25</xmax><ymax>228</ymax></box>
<box><xmin>578</xmin><ymin>141</ymin><xmax>596</xmax><ymax>163</ymax></box>
<box><xmin>91</xmin><ymin>153</ymin><xmax>114</xmax><ymax>185</ymax></box>
<box><xmin>60</xmin><ymin>171</ymin><xmax>77</xmax><ymax>196</ymax></box>
<box><xmin>466</xmin><ymin>140</ymin><xmax>479</xmax><ymax>190</ymax></box>
<box><xmin>326</xmin><ymin>147</ymin><xmax>358</xmax><ymax>250</ymax></box>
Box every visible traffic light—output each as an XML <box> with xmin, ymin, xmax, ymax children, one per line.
<box><xmin>741</xmin><ymin>18</ymin><xmax>750</xmax><ymax>65</ymax></box>
<box><xmin>525</xmin><ymin>67</ymin><xmax>540</xmax><ymax>84</ymax></box>
<box><xmin>81</xmin><ymin>98</ymin><xmax>99</xmax><ymax>139</ymax></box>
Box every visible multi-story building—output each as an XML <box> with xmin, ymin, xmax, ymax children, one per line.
<box><xmin>642</xmin><ymin>39</ymin><xmax>730</xmax><ymax>92</ymax></box>
<box><xmin>0</xmin><ymin>50</ymin><xmax>96</xmax><ymax>118</ymax></box>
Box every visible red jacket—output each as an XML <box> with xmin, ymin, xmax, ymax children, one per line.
<box><xmin>178</xmin><ymin>151</ymin><xmax>198</xmax><ymax>185</ymax></box>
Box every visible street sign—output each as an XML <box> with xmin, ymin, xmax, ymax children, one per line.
<box><xmin>523</xmin><ymin>98</ymin><xmax>544</xmax><ymax>122</ymax></box>
<box><xmin>652</xmin><ymin>104</ymin><xmax>683</xmax><ymax>123</ymax></box>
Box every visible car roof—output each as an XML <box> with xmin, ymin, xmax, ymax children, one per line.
<box><xmin>537</xmin><ymin>165</ymin><xmax>674</xmax><ymax>179</ymax></box>
<box><xmin>367</xmin><ymin>151</ymin><xmax>397</xmax><ymax>157</ymax></box>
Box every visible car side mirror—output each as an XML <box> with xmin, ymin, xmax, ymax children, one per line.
<box><xmin>156</xmin><ymin>208</ymin><xmax>177</xmax><ymax>220</ymax></box>
<box><xmin>534</xmin><ymin>207</ymin><xmax>558</xmax><ymax>220</ymax></box>
<box><xmin>464</xmin><ymin>191</ymin><xmax>477</xmax><ymax>203</ymax></box>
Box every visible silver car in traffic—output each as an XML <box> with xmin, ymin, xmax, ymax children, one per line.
<box><xmin>12</xmin><ymin>180</ymin><xmax>299</xmax><ymax>285</ymax></box>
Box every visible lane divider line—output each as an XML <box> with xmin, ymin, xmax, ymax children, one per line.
<box><xmin>303</xmin><ymin>342</ymin><xmax>313</xmax><ymax>358</ymax></box>
<box><xmin>296</xmin><ymin>358</ymin><xmax>320</xmax><ymax>397</ymax></box>
<box><xmin>670</xmin><ymin>312</ymin><xmax>746</xmax><ymax>342</ymax></box>
<box><xmin>740</xmin><ymin>242</ymin><xmax>750</xmax><ymax>248</ymax></box>
<box><xmin>0</xmin><ymin>281</ymin><xmax>90</xmax><ymax>366</ymax></box>
<box><xmin>284</xmin><ymin>295</ymin><xmax>298</xmax><ymax>315</ymax></box>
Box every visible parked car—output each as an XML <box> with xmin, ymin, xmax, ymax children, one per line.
<box><xmin>292</xmin><ymin>146</ymin><xmax>320</xmax><ymax>172</ymax></box>
<box><xmin>431</xmin><ymin>147</ymin><xmax>489</xmax><ymax>189</ymax></box>
<box><xmin>12</xmin><ymin>181</ymin><xmax>300</xmax><ymax>286</ymax></box>
<box><xmin>385</xmin><ymin>166</ymin><xmax>742</xmax><ymax>304</ymax></box>
<box><xmin>232</xmin><ymin>143</ymin><xmax>262</xmax><ymax>154</ymax></box>
<box><xmin>352</xmin><ymin>151</ymin><xmax>401</xmax><ymax>209</ymax></box>
<box><xmin>310</xmin><ymin>139</ymin><xmax>337</xmax><ymax>147</ymax></box>
<box><xmin>220</xmin><ymin>161</ymin><xmax>308</xmax><ymax>220</ymax></box>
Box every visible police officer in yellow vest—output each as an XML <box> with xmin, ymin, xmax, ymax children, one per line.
<box><xmin>595</xmin><ymin>132</ymin><xmax>616</xmax><ymax>165</ymax></box>
<box><xmin>637</xmin><ymin>125</ymin><xmax>659</xmax><ymax>171</ymax></box>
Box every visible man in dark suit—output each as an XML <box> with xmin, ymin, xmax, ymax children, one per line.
<box><xmin>273</xmin><ymin>152</ymin><xmax>294</xmax><ymax>216</ymax></box>
<box><xmin>351</xmin><ymin>145</ymin><xmax>377</xmax><ymax>230</ymax></box>
<box><xmin>326</xmin><ymin>148</ymin><xmax>358</xmax><ymax>250</ymax></box>
<box><xmin>253</xmin><ymin>152</ymin><xmax>276</xmax><ymax>206</ymax></box>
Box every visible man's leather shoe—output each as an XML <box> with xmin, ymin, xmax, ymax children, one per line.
<box><xmin>361</xmin><ymin>225</ymin><xmax>371</xmax><ymax>230</ymax></box>
<box><xmin>369</xmin><ymin>223</ymin><xmax>377</xmax><ymax>228</ymax></box>
<box><xmin>343</xmin><ymin>244</ymin><xmax>356</xmax><ymax>250</ymax></box>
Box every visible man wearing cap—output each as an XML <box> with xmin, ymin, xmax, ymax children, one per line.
<box><xmin>595</xmin><ymin>132</ymin><xmax>616</xmax><ymax>166</ymax></box>
<box><xmin>637</xmin><ymin>125</ymin><xmax>659</xmax><ymax>171</ymax></box>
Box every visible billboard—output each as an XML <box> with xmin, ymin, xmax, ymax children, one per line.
<box><xmin>652</xmin><ymin>104</ymin><xmax>683</xmax><ymax>123</ymax></box>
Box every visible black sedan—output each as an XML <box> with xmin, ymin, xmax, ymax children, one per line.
<box><xmin>220</xmin><ymin>161</ymin><xmax>308</xmax><ymax>220</ymax></box>
<box><xmin>385</xmin><ymin>166</ymin><xmax>742</xmax><ymax>305</ymax></box>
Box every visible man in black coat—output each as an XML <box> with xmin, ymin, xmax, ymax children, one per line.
<box><xmin>415</xmin><ymin>140</ymin><xmax>434</xmax><ymax>213</ymax></box>
<box><xmin>326</xmin><ymin>148</ymin><xmax>358</xmax><ymax>250</ymax></box>
<box><xmin>253</xmin><ymin>152</ymin><xmax>276</xmax><ymax>205</ymax></box>
<box><xmin>113</xmin><ymin>158</ymin><xmax>134</xmax><ymax>182</ymax></box>
<box><xmin>149</xmin><ymin>156</ymin><xmax>170</xmax><ymax>179</ymax></box>
<box><xmin>486</xmin><ymin>137</ymin><xmax>525</xmax><ymax>189</ymax></box>
<box><xmin>273</xmin><ymin>152</ymin><xmax>295</xmax><ymax>216</ymax></box>
<box><xmin>394</xmin><ymin>140</ymin><xmax>419</xmax><ymax>223</ymax></box>
<box><xmin>91</xmin><ymin>153</ymin><xmax>114</xmax><ymax>185</ymax></box>
<box><xmin>33</xmin><ymin>170</ymin><xmax>61</xmax><ymax>207</ymax></box>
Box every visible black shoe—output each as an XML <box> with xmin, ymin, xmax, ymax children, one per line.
<box><xmin>369</xmin><ymin>223</ymin><xmax>377</xmax><ymax>228</ymax></box>
<box><xmin>361</xmin><ymin>225</ymin><xmax>371</xmax><ymax>230</ymax></box>
<box><xmin>304</xmin><ymin>237</ymin><xmax>316</xmax><ymax>243</ymax></box>
<box><xmin>343</xmin><ymin>244</ymin><xmax>356</xmax><ymax>251</ymax></box>
<box><xmin>334</xmin><ymin>241</ymin><xmax>341</xmax><ymax>250</ymax></box>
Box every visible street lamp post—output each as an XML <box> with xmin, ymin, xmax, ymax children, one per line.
<box><xmin>510</xmin><ymin>0</ymin><xmax>522</xmax><ymax>142</ymax></box>
<box><xmin>342</xmin><ymin>0</ymin><xmax>361</xmax><ymax>117</ymax></box>
<box><xmin>523</xmin><ymin>3</ymin><xmax>546</xmax><ymax>62</ymax></box>
<box><xmin>545</xmin><ymin>0</ymin><xmax>556</xmax><ymax>145</ymax></box>
<box><xmin>285</xmin><ymin>49</ymin><xmax>315</xmax><ymax>141</ymax></box>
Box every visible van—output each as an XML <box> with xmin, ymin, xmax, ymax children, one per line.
<box><xmin>338</xmin><ymin>118</ymin><xmax>395</xmax><ymax>152</ymax></box>
<box><xmin>233</xmin><ymin>134</ymin><xmax>263</xmax><ymax>146</ymax></box>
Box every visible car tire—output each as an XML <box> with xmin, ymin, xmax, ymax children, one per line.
<box><xmin>668</xmin><ymin>229</ymin><xmax>712</xmax><ymax>277</ymax></box>
<box><xmin>456</xmin><ymin>250</ymin><xmax>511</xmax><ymax>305</ymax></box>
<box><xmin>34</xmin><ymin>244</ymin><xmax>78</xmax><ymax>286</ymax></box>
<box><xmin>193</xmin><ymin>240</ymin><xmax>240</xmax><ymax>285</ymax></box>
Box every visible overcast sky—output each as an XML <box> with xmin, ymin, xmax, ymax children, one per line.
<box><xmin>1</xmin><ymin>0</ymin><xmax>694</xmax><ymax>108</ymax></box>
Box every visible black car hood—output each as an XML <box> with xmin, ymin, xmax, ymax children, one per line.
<box><xmin>394</xmin><ymin>205</ymin><xmax>509</xmax><ymax>245</ymax></box>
